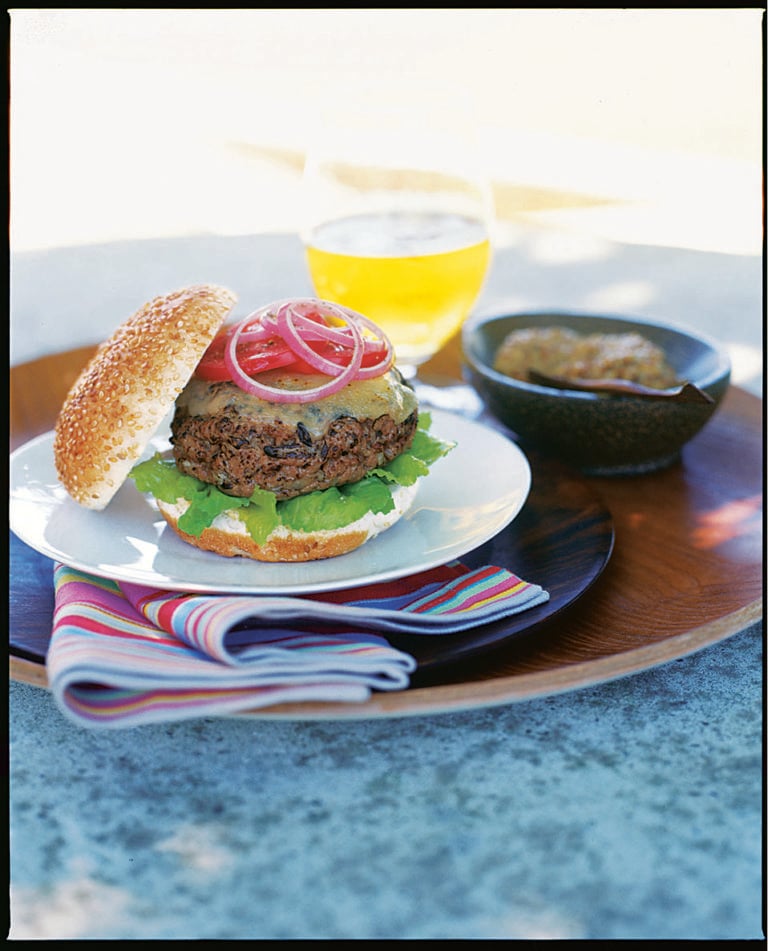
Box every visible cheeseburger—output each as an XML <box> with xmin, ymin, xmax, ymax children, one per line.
<box><xmin>53</xmin><ymin>285</ymin><xmax>452</xmax><ymax>562</ymax></box>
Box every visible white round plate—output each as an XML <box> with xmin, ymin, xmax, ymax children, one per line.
<box><xmin>9</xmin><ymin>409</ymin><xmax>530</xmax><ymax>595</ymax></box>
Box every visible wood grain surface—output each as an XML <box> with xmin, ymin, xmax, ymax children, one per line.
<box><xmin>9</xmin><ymin>340</ymin><xmax>763</xmax><ymax>717</ymax></box>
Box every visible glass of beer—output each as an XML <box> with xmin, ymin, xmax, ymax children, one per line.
<box><xmin>301</xmin><ymin>116</ymin><xmax>493</xmax><ymax>397</ymax></box>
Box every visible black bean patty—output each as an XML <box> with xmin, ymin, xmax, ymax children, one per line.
<box><xmin>170</xmin><ymin>404</ymin><xmax>419</xmax><ymax>500</ymax></box>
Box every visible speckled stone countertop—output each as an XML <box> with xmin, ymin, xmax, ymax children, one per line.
<box><xmin>9</xmin><ymin>232</ymin><xmax>764</xmax><ymax>940</ymax></box>
<box><xmin>9</xmin><ymin>622</ymin><xmax>763</xmax><ymax>940</ymax></box>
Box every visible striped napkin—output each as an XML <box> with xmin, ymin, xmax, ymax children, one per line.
<box><xmin>47</xmin><ymin>562</ymin><xmax>549</xmax><ymax>728</ymax></box>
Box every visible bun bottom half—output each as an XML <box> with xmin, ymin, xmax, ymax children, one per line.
<box><xmin>156</xmin><ymin>482</ymin><xmax>419</xmax><ymax>562</ymax></box>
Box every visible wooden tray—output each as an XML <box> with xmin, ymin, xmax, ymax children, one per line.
<box><xmin>9</xmin><ymin>345</ymin><xmax>764</xmax><ymax>717</ymax></box>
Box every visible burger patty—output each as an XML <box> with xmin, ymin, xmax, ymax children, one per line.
<box><xmin>170</xmin><ymin>405</ymin><xmax>419</xmax><ymax>500</ymax></box>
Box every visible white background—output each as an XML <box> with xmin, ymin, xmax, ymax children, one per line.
<box><xmin>9</xmin><ymin>9</ymin><xmax>763</xmax><ymax>255</ymax></box>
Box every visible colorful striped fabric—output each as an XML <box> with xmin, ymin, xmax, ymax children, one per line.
<box><xmin>47</xmin><ymin>561</ymin><xmax>548</xmax><ymax>728</ymax></box>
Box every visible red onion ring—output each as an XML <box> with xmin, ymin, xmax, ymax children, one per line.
<box><xmin>242</xmin><ymin>300</ymin><xmax>390</xmax><ymax>357</ymax></box>
<box><xmin>218</xmin><ymin>298</ymin><xmax>393</xmax><ymax>403</ymax></box>
<box><xmin>287</xmin><ymin>302</ymin><xmax>394</xmax><ymax>378</ymax></box>
<box><xmin>277</xmin><ymin>308</ymin><xmax>355</xmax><ymax>377</ymax></box>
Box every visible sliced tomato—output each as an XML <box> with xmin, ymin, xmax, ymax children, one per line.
<box><xmin>195</xmin><ymin>327</ymin><xmax>390</xmax><ymax>382</ymax></box>
<box><xmin>195</xmin><ymin>333</ymin><xmax>297</xmax><ymax>381</ymax></box>
<box><xmin>306</xmin><ymin>338</ymin><xmax>388</xmax><ymax>369</ymax></box>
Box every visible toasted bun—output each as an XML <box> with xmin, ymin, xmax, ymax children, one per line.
<box><xmin>155</xmin><ymin>482</ymin><xmax>419</xmax><ymax>562</ymax></box>
<box><xmin>54</xmin><ymin>284</ymin><xmax>237</xmax><ymax>510</ymax></box>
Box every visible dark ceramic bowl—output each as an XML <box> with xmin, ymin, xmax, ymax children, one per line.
<box><xmin>462</xmin><ymin>310</ymin><xmax>731</xmax><ymax>475</ymax></box>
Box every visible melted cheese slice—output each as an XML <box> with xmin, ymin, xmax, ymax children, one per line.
<box><xmin>176</xmin><ymin>368</ymin><xmax>418</xmax><ymax>437</ymax></box>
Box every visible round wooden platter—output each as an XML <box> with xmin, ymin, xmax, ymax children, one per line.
<box><xmin>9</xmin><ymin>344</ymin><xmax>764</xmax><ymax>718</ymax></box>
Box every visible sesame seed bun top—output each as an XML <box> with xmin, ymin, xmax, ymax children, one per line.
<box><xmin>53</xmin><ymin>284</ymin><xmax>237</xmax><ymax>510</ymax></box>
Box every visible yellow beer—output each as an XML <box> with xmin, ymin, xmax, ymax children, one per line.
<box><xmin>305</xmin><ymin>211</ymin><xmax>491</xmax><ymax>366</ymax></box>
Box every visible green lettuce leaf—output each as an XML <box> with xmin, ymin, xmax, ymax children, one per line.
<box><xmin>235</xmin><ymin>489</ymin><xmax>280</xmax><ymax>544</ymax></box>
<box><xmin>410</xmin><ymin>415</ymin><xmax>456</xmax><ymax>466</ymax></box>
<box><xmin>130</xmin><ymin>455</ymin><xmax>203</xmax><ymax>504</ymax></box>
<box><xmin>128</xmin><ymin>414</ymin><xmax>454</xmax><ymax>542</ymax></box>
<box><xmin>279</xmin><ymin>476</ymin><xmax>395</xmax><ymax>533</ymax></box>
<box><xmin>177</xmin><ymin>486</ymin><xmax>252</xmax><ymax>538</ymax></box>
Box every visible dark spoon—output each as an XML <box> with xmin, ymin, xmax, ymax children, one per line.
<box><xmin>527</xmin><ymin>369</ymin><xmax>714</xmax><ymax>405</ymax></box>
